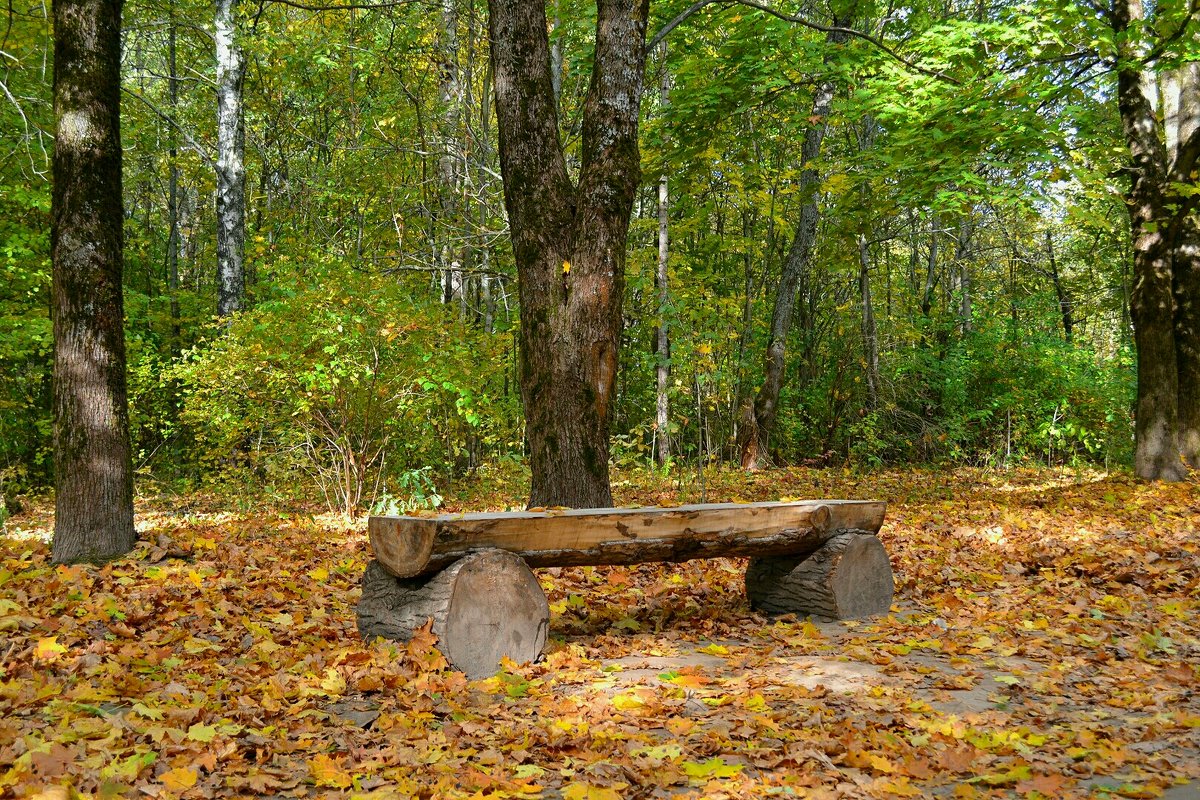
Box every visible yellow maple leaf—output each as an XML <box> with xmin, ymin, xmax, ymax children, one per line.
<box><xmin>308</xmin><ymin>754</ymin><xmax>353</xmax><ymax>789</ymax></box>
<box><xmin>320</xmin><ymin>667</ymin><xmax>346</xmax><ymax>697</ymax></box>
<box><xmin>562</xmin><ymin>783</ymin><xmax>623</xmax><ymax>800</ymax></box>
<box><xmin>611</xmin><ymin>692</ymin><xmax>646</xmax><ymax>711</ymax></box>
<box><xmin>160</xmin><ymin>766</ymin><xmax>199</xmax><ymax>791</ymax></box>
<box><xmin>35</xmin><ymin>637</ymin><xmax>66</xmax><ymax>661</ymax></box>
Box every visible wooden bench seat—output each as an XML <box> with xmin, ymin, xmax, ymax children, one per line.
<box><xmin>358</xmin><ymin>500</ymin><xmax>893</xmax><ymax>677</ymax></box>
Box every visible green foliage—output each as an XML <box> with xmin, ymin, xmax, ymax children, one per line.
<box><xmin>834</xmin><ymin>322</ymin><xmax>1133</xmax><ymax>469</ymax></box>
<box><xmin>0</xmin><ymin>185</ymin><xmax>52</xmax><ymax>487</ymax></box>
<box><xmin>171</xmin><ymin>271</ymin><xmax>520</xmax><ymax>515</ymax></box>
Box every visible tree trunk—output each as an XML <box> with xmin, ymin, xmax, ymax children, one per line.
<box><xmin>358</xmin><ymin>552</ymin><xmax>549</xmax><ymax>679</ymax></box>
<box><xmin>740</xmin><ymin>21</ymin><xmax>849</xmax><ymax>470</ymax></box>
<box><xmin>1046</xmin><ymin>230</ymin><xmax>1073</xmax><ymax>343</ymax></box>
<box><xmin>654</xmin><ymin>45</ymin><xmax>671</xmax><ymax>465</ymax></box>
<box><xmin>167</xmin><ymin>2</ymin><xmax>181</xmax><ymax>347</ymax></box>
<box><xmin>921</xmin><ymin>212</ymin><xmax>938</xmax><ymax>319</ymax></box>
<box><xmin>858</xmin><ymin>235</ymin><xmax>879</xmax><ymax>410</ymax></box>
<box><xmin>1176</xmin><ymin>215</ymin><xmax>1200</xmax><ymax>468</ymax></box>
<box><xmin>488</xmin><ymin>0</ymin><xmax>648</xmax><ymax>508</ymax></box>
<box><xmin>1167</xmin><ymin>64</ymin><xmax>1200</xmax><ymax>468</ymax></box>
<box><xmin>1110</xmin><ymin>0</ymin><xmax>1195</xmax><ymax>481</ymax></box>
<box><xmin>51</xmin><ymin>0</ymin><xmax>136</xmax><ymax>564</ymax></box>
<box><xmin>437</xmin><ymin>0</ymin><xmax>464</xmax><ymax>311</ymax></box>
<box><xmin>215</xmin><ymin>0</ymin><xmax>246</xmax><ymax>317</ymax></box>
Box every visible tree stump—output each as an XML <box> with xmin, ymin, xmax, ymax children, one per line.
<box><xmin>357</xmin><ymin>549</ymin><xmax>549</xmax><ymax>679</ymax></box>
<box><xmin>745</xmin><ymin>532</ymin><xmax>894</xmax><ymax>621</ymax></box>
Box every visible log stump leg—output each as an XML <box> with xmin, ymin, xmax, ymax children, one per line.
<box><xmin>357</xmin><ymin>549</ymin><xmax>549</xmax><ymax>679</ymax></box>
<box><xmin>745</xmin><ymin>531</ymin><xmax>894</xmax><ymax>621</ymax></box>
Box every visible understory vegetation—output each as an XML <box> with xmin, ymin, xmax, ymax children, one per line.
<box><xmin>1</xmin><ymin>0</ymin><xmax>1152</xmax><ymax>513</ymax></box>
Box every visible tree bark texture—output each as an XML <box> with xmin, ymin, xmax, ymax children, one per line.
<box><xmin>741</xmin><ymin>21</ymin><xmax>849</xmax><ymax>470</ymax></box>
<box><xmin>167</xmin><ymin>2</ymin><xmax>181</xmax><ymax>346</ymax></box>
<box><xmin>357</xmin><ymin>552</ymin><xmax>549</xmax><ymax>679</ymax></box>
<box><xmin>215</xmin><ymin>0</ymin><xmax>246</xmax><ymax>317</ymax></box>
<box><xmin>745</xmin><ymin>532</ymin><xmax>894</xmax><ymax>620</ymax></box>
<box><xmin>488</xmin><ymin>0</ymin><xmax>649</xmax><ymax>507</ymax></box>
<box><xmin>51</xmin><ymin>0</ymin><xmax>136</xmax><ymax>564</ymax></box>
<box><xmin>858</xmin><ymin>235</ymin><xmax>880</xmax><ymax>410</ymax></box>
<box><xmin>1111</xmin><ymin>0</ymin><xmax>1199</xmax><ymax>479</ymax></box>
<box><xmin>654</xmin><ymin>44</ymin><xmax>671</xmax><ymax>465</ymax></box>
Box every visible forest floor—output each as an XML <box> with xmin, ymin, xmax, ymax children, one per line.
<box><xmin>0</xmin><ymin>466</ymin><xmax>1197</xmax><ymax>799</ymax></box>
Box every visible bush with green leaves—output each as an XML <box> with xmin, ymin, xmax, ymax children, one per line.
<box><xmin>172</xmin><ymin>273</ymin><xmax>520</xmax><ymax>515</ymax></box>
<box><xmin>0</xmin><ymin>185</ymin><xmax>52</xmax><ymax>489</ymax></box>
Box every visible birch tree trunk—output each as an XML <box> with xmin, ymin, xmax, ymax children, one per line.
<box><xmin>488</xmin><ymin>0</ymin><xmax>649</xmax><ymax>508</ymax></box>
<box><xmin>51</xmin><ymin>0</ymin><xmax>136</xmax><ymax>564</ymax></box>
<box><xmin>740</xmin><ymin>20</ymin><xmax>849</xmax><ymax>470</ymax></box>
<box><xmin>654</xmin><ymin>45</ymin><xmax>671</xmax><ymax>465</ymax></box>
<box><xmin>437</xmin><ymin>0</ymin><xmax>464</xmax><ymax>311</ymax></box>
<box><xmin>215</xmin><ymin>0</ymin><xmax>246</xmax><ymax>318</ymax></box>
<box><xmin>167</xmin><ymin>0</ymin><xmax>181</xmax><ymax>347</ymax></box>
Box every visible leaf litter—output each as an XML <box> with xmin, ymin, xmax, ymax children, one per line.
<box><xmin>0</xmin><ymin>467</ymin><xmax>1197</xmax><ymax>799</ymax></box>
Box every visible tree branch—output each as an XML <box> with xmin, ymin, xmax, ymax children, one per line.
<box><xmin>121</xmin><ymin>87</ymin><xmax>217</xmax><ymax>170</ymax></box>
<box><xmin>648</xmin><ymin>0</ymin><xmax>961</xmax><ymax>84</ymax></box>
<box><xmin>1144</xmin><ymin>0</ymin><xmax>1200</xmax><ymax>64</ymax></box>
<box><xmin>261</xmin><ymin>0</ymin><xmax>433</xmax><ymax>11</ymax></box>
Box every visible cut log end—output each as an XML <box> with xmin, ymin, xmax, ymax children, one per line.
<box><xmin>746</xmin><ymin>532</ymin><xmax>894</xmax><ymax>621</ymax></box>
<box><xmin>369</xmin><ymin>517</ymin><xmax>435</xmax><ymax>578</ymax></box>
<box><xmin>358</xmin><ymin>549</ymin><xmax>549</xmax><ymax>679</ymax></box>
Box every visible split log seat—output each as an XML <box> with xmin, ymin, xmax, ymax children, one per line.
<box><xmin>357</xmin><ymin>500</ymin><xmax>892</xmax><ymax>678</ymax></box>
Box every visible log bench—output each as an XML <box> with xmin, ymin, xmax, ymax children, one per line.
<box><xmin>357</xmin><ymin>500</ymin><xmax>892</xmax><ymax>678</ymax></box>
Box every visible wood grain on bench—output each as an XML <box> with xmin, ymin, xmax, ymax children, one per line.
<box><xmin>369</xmin><ymin>500</ymin><xmax>885</xmax><ymax>578</ymax></box>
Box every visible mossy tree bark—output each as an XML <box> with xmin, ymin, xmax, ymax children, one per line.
<box><xmin>488</xmin><ymin>0</ymin><xmax>649</xmax><ymax>508</ymax></box>
<box><xmin>51</xmin><ymin>0</ymin><xmax>136</xmax><ymax>564</ymax></box>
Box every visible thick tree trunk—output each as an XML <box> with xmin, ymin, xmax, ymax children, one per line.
<box><xmin>488</xmin><ymin>0</ymin><xmax>648</xmax><ymax>508</ymax></box>
<box><xmin>1176</xmin><ymin>215</ymin><xmax>1200</xmax><ymax>468</ymax></box>
<box><xmin>740</xmin><ymin>23</ymin><xmax>849</xmax><ymax>470</ymax></box>
<box><xmin>358</xmin><ymin>552</ymin><xmax>549</xmax><ymax>678</ymax></box>
<box><xmin>1112</xmin><ymin>0</ymin><xmax>1190</xmax><ymax>481</ymax></box>
<box><xmin>215</xmin><ymin>0</ymin><xmax>246</xmax><ymax>317</ymax></box>
<box><xmin>51</xmin><ymin>0</ymin><xmax>136</xmax><ymax>564</ymax></box>
<box><xmin>1167</xmin><ymin>64</ymin><xmax>1200</xmax><ymax>468</ymax></box>
<box><xmin>654</xmin><ymin>45</ymin><xmax>671</xmax><ymax>465</ymax></box>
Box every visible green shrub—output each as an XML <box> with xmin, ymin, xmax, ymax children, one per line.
<box><xmin>173</xmin><ymin>273</ymin><xmax>520</xmax><ymax>515</ymax></box>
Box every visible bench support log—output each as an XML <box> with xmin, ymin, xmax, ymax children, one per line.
<box><xmin>746</xmin><ymin>532</ymin><xmax>894</xmax><ymax>620</ymax></box>
<box><xmin>358</xmin><ymin>549</ymin><xmax>549</xmax><ymax>679</ymax></box>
